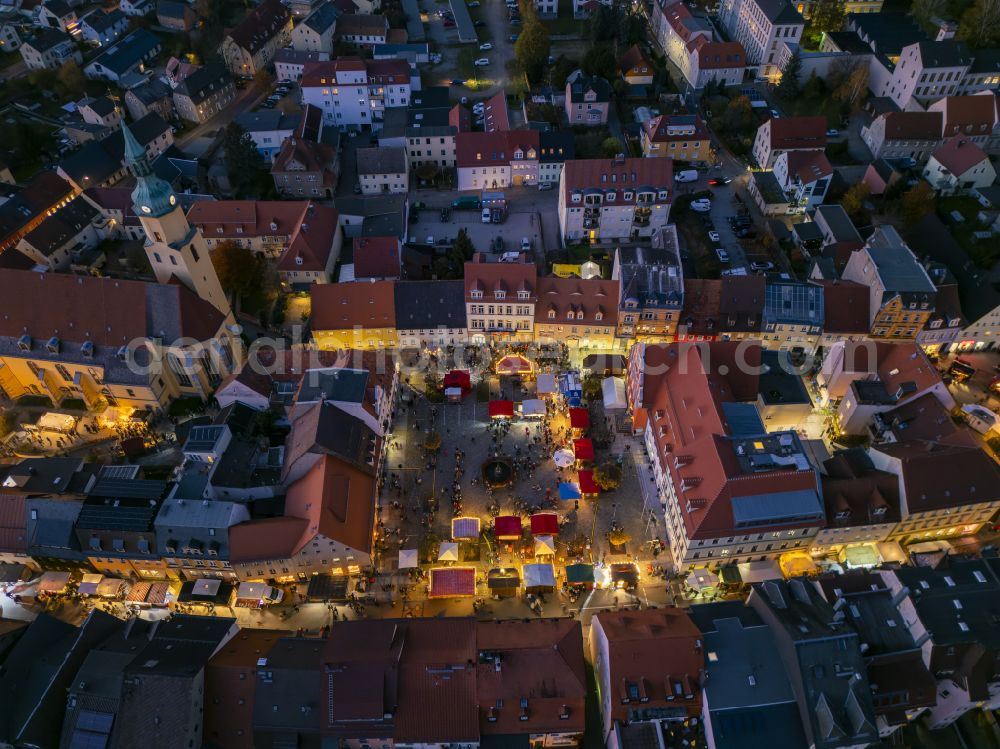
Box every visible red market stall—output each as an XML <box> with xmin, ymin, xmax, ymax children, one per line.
<box><xmin>530</xmin><ymin>513</ymin><xmax>560</xmax><ymax>536</ymax></box>
<box><xmin>444</xmin><ymin>370</ymin><xmax>471</xmax><ymax>391</ymax></box>
<box><xmin>578</xmin><ymin>469</ymin><xmax>600</xmax><ymax>496</ymax></box>
<box><xmin>569</xmin><ymin>408</ymin><xmax>590</xmax><ymax>430</ymax></box>
<box><xmin>429</xmin><ymin>567</ymin><xmax>476</xmax><ymax>598</ymax></box>
<box><xmin>488</xmin><ymin>400</ymin><xmax>515</xmax><ymax>419</ymax></box>
<box><xmin>574</xmin><ymin>438</ymin><xmax>594</xmax><ymax>462</ymax></box>
<box><xmin>495</xmin><ymin>515</ymin><xmax>523</xmax><ymax>541</ymax></box>
<box><xmin>496</xmin><ymin>354</ymin><xmax>532</xmax><ymax>375</ymax></box>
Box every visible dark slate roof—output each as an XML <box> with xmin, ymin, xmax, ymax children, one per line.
<box><xmin>394</xmin><ymin>280</ymin><xmax>467</xmax><ymax>331</ymax></box>
<box><xmin>568</xmin><ymin>73</ymin><xmax>611</xmax><ymax>103</ymax></box>
<box><xmin>87</xmin><ymin>28</ymin><xmax>160</xmax><ymax>76</ymax></box>
<box><xmin>538</xmin><ymin>130</ymin><xmax>575</xmax><ymax>163</ymax></box>
<box><xmin>23</xmin><ymin>27</ymin><xmax>72</xmax><ymax>53</ymax></box>
<box><xmin>754</xmin><ymin>0</ymin><xmax>803</xmax><ymax>25</ymax></box>
<box><xmin>302</xmin><ymin>0</ymin><xmax>340</xmax><ymax>33</ymax></box>
<box><xmin>174</xmin><ymin>63</ymin><xmax>233</xmax><ymax>104</ymax></box>
<box><xmin>58</xmin><ymin>111</ymin><xmax>171</xmax><ymax>185</ymax></box>
<box><xmin>916</xmin><ymin>39</ymin><xmax>972</xmax><ymax>68</ymax></box>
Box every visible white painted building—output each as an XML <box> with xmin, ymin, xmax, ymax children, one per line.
<box><xmin>300</xmin><ymin>57</ymin><xmax>411</xmax><ymax>132</ymax></box>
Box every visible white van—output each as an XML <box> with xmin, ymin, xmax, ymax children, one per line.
<box><xmin>675</xmin><ymin>169</ymin><xmax>699</xmax><ymax>183</ymax></box>
<box><xmin>481</xmin><ymin>208</ymin><xmax>492</xmax><ymax>223</ymax></box>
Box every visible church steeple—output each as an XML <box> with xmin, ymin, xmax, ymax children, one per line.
<box><xmin>124</xmin><ymin>122</ymin><xmax>177</xmax><ymax>219</ymax></box>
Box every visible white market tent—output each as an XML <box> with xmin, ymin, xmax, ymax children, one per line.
<box><xmin>553</xmin><ymin>449</ymin><xmax>575</xmax><ymax>468</ymax></box>
<box><xmin>398</xmin><ymin>548</ymin><xmax>419</xmax><ymax>569</ymax></box>
<box><xmin>686</xmin><ymin>569</ymin><xmax>720</xmax><ymax>590</ymax></box>
<box><xmin>536</xmin><ymin>373</ymin><xmax>557</xmax><ymax>395</ymax></box>
<box><xmin>602</xmin><ymin>377</ymin><xmax>627</xmax><ymax>410</ymax></box>
<box><xmin>736</xmin><ymin>560</ymin><xmax>782</xmax><ymax>584</ymax></box>
<box><xmin>534</xmin><ymin>535</ymin><xmax>556</xmax><ymax>556</ymax></box>
<box><xmin>77</xmin><ymin>574</ymin><xmax>103</xmax><ymax>596</ymax></box>
<box><xmin>37</xmin><ymin>571</ymin><xmax>71</xmax><ymax>593</ymax></box>
<box><xmin>438</xmin><ymin>541</ymin><xmax>460</xmax><ymax>562</ymax></box>
<box><xmin>521</xmin><ymin>399</ymin><xmax>546</xmax><ymax>417</ymax></box>
<box><xmin>523</xmin><ymin>562</ymin><xmax>556</xmax><ymax>590</ymax></box>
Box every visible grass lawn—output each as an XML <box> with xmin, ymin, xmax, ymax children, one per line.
<box><xmin>938</xmin><ymin>196</ymin><xmax>1000</xmax><ymax>269</ymax></box>
<box><xmin>543</xmin><ymin>0</ymin><xmax>587</xmax><ymax>35</ymax></box>
<box><xmin>779</xmin><ymin>93</ymin><xmax>844</xmax><ymax>127</ymax></box>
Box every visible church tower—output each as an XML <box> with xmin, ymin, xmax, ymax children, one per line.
<box><xmin>123</xmin><ymin>124</ymin><xmax>231</xmax><ymax>318</ymax></box>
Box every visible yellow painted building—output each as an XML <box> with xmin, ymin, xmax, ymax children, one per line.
<box><xmin>641</xmin><ymin>114</ymin><xmax>712</xmax><ymax>162</ymax></box>
<box><xmin>310</xmin><ymin>279</ymin><xmax>399</xmax><ymax>351</ymax></box>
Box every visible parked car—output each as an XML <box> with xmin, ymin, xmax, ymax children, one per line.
<box><xmin>520</xmin><ymin>237</ymin><xmax>531</xmax><ymax>251</ymax></box>
<box><xmin>509</xmin><ymin>33</ymin><xmax>519</xmax><ymax>41</ymax></box>
<box><xmin>538</xmin><ymin>182</ymin><xmax>554</xmax><ymax>191</ymax></box>
<box><xmin>479</xmin><ymin>42</ymin><xmax>492</xmax><ymax>51</ymax></box>
<box><xmin>715</xmin><ymin>248</ymin><xmax>730</xmax><ymax>263</ymax></box>
<box><xmin>460</xmin><ymin>96</ymin><xmax>469</xmax><ymax>104</ymax></box>
<box><xmin>708</xmin><ymin>230</ymin><xmax>720</xmax><ymax>242</ymax></box>
<box><xmin>453</xmin><ymin>196</ymin><xmax>481</xmax><ymax>209</ymax></box>
<box><xmin>690</xmin><ymin>199</ymin><xmax>712</xmax><ymax>212</ymax></box>
<box><xmin>474</xmin><ymin>58</ymin><xmax>490</xmax><ymax>66</ymax></box>
<box><xmin>750</xmin><ymin>261</ymin><xmax>774</xmax><ymax>271</ymax></box>
<box><xmin>492</xmin><ymin>236</ymin><xmax>504</xmax><ymax>252</ymax></box>
<box><xmin>826</xmin><ymin>128</ymin><xmax>839</xmax><ymax>137</ymax></box>
<box><xmin>491</xmin><ymin>208</ymin><xmax>503</xmax><ymax>223</ymax></box>
<box><xmin>675</xmin><ymin>169</ymin><xmax>699</xmax><ymax>183</ymax></box>
<box><xmin>481</xmin><ymin>208</ymin><xmax>492</xmax><ymax>223</ymax></box>
<box><xmin>770</xmin><ymin>109</ymin><xmax>780</xmax><ymax>119</ymax></box>
<box><xmin>443</xmin><ymin>19</ymin><xmax>455</xmax><ymax>26</ymax></box>
<box><xmin>468</xmin><ymin>0</ymin><xmax>480</xmax><ymax>5</ymax></box>
<box><xmin>474</xmin><ymin>20</ymin><xmax>486</xmax><ymax>26</ymax></box>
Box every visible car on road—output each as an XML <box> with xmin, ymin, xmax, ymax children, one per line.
<box><xmin>491</xmin><ymin>208</ymin><xmax>503</xmax><ymax>223</ymax></box>
<box><xmin>443</xmin><ymin>19</ymin><xmax>455</xmax><ymax>26</ymax></box>
<box><xmin>538</xmin><ymin>182</ymin><xmax>553</xmax><ymax>191</ymax></box>
<box><xmin>509</xmin><ymin>33</ymin><xmax>518</xmax><ymax>41</ymax></box>
<box><xmin>474</xmin><ymin>58</ymin><xmax>490</xmax><ymax>66</ymax></box>
<box><xmin>492</xmin><ymin>236</ymin><xmax>504</xmax><ymax>252</ymax></box>
<box><xmin>520</xmin><ymin>237</ymin><xmax>531</xmax><ymax>251</ymax></box>
<box><xmin>770</xmin><ymin>109</ymin><xmax>780</xmax><ymax>119</ymax></box>
<box><xmin>708</xmin><ymin>230</ymin><xmax>720</xmax><ymax>242</ymax></box>
<box><xmin>260</xmin><ymin>101</ymin><xmax>275</xmax><ymax>108</ymax></box>
<box><xmin>690</xmin><ymin>199</ymin><xmax>712</xmax><ymax>212</ymax></box>
<box><xmin>450</xmin><ymin>78</ymin><xmax>464</xmax><ymax>85</ymax></box>
<box><xmin>708</xmin><ymin>177</ymin><xmax>731</xmax><ymax>186</ymax></box>
<box><xmin>735</xmin><ymin>228</ymin><xmax>756</xmax><ymax>238</ymax></box>
<box><xmin>474</xmin><ymin>20</ymin><xmax>485</xmax><ymax>26</ymax></box>
<box><xmin>715</xmin><ymin>248</ymin><xmax>730</xmax><ymax>263</ymax></box>
<box><xmin>482</xmin><ymin>208</ymin><xmax>492</xmax><ymax>223</ymax></box>
<box><xmin>750</xmin><ymin>261</ymin><xmax>774</xmax><ymax>272</ymax></box>
<box><xmin>510</xmin><ymin>16</ymin><xmax>521</xmax><ymax>24</ymax></box>
<box><xmin>826</xmin><ymin>128</ymin><xmax>839</xmax><ymax>137</ymax></box>
<box><xmin>479</xmin><ymin>42</ymin><xmax>493</xmax><ymax>50</ymax></box>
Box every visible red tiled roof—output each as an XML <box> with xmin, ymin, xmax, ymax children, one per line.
<box><xmin>620</xmin><ymin>44</ymin><xmax>650</xmax><ymax>75</ymax></box>
<box><xmin>0</xmin><ymin>494</ymin><xmax>26</xmax><ymax>554</ymax></box>
<box><xmin>593</xmin><ymin>608</ymin><xmax>703</xmax><ymax>722</ymax></box>
<box><xmin>228</xmin><ymin>515</ymin><xmax>310</xmax><ymax>563</ymax></box>
<box><xmin>284</xmin><ymin>454</ymin><xmax>376</xmax><ymax>554</ymax></box>
<box><xmin>455</xmin><ymin>130</ymin><xmax>539</xmax><ymax>168</ymax></box>
<box><xmin>812</xmin><ymin>280</ymin><xmax>870</xmax><ymax>334</ymax></box>
<box><xmin>429</xmin><ymin>567</ymin><xmax>476</xmax><ymax>597</ymax></box>
<box><xmin>765</xmin><ymin>116</ymin><xmax>827</xmax><ymax>150</ymax></box>
<box><xmin>662</xmin><ymin>2</ymin><xmax>699</xmax><ymax>42</ymax></box>
<box><xmin>188</xmin><ymin>199</ymin><xmax>312</xmax><ymax>239</ymax></box>
<box><xmin>688</xmin><ymin>37</ymin><xmax>746</xmax><ymax>69</ymax></box>
<box><xmin>310</xmin><ymin>280</ymin><xmax>396</xmax><ymax>330</ymax></box>
<box><xmin>783</xmin><ymin>150</ymin><xmax>833</xmax><ymax>184</ymax></box>
<box><xmin>561</xmin><ymin>157</ymin><xmax>673</xmax><ymax>203</ymax></box>
<box><xmin>643</xmin><ymin>113</ymin><xmax>710</xmax><ymax>144</ymax></box>
<box><xmin>300</xmin><ymin>57</ymin><xmax>409</xmax><ymax>87</ymax></box>
<box><xmin>678</xmin><ymin>278</ymin><xmax>722</xmax><ymax>338</ymax></box>
<box><xmin>463</xmin><ymin>254</ymin><xmax>536</xmax><ymax>301</ymax></box>
<box><xmin>482</xmin><ymin>90</ymin><xmax>510</xmax><ymax>133</ymax></box>
<box><xmin>353</xmin><ymin>236</ymin><xmax>400</xmax><ymax>279</ymax></box>
<box><xmin>931</xmin><ymin>136</ymin><xmax>990</xmax><ymax>176</ymax></box>
<box><xmin>881</xmin><ymin>111</ymin><xmax>942</xmax><ymax>141</ymax></box>
<box><xmin>226</xmin><ymin>0</ymin><xmax>289</xmax><ymax>54</ymax></box>
<box><xmin>933</xmin><ymin>95</ymin><xmax>998</xmax><ymax>137</ymax></box>
<box><xmin>476</xmin><ymin>619</ymin><xmax>585</xmax><ymax>735</ymax></box>
<box><xmin>276</xmin><ymin>204</ymin><xmax>340</xmax><ymax>273</ymax></box>
<box><xmin>534</xmin><ymin>276</ymin><xmax>619</xmax><ymax>327</ymax></box>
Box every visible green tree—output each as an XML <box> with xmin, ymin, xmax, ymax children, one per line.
<box><xmin>514</xmin><ymin>18</ymin><xmax>550</xmax><ymax>84</ymax></box>
<box><xmin>211</xmin><ymin>240</ymin><xmax>266</xmax><ymax>305</ymax></box>
<box><xmin>721</xmin><ymin>95</ymin><xmax>754</xmax><ymax>131</ymax></box>
<box><xmin>777</xmin><ymin>49</ymin><xmax>802</xmax><ymax>99</ymax></box>
<box><xmin>957</xmin><ymin>0</ymin><xmax>1000</xmax><ymax>47</ymax></box>
<box><xmin>600</xmin><ymin>137</ymin><xmax>623</xmax><ymax>157</ymax></box>
<box><xmin>809</xmin><ymin>0</ymin><xmax>846</xmax><ymax>34</ymax></box>
<box><xmin>589</xmin><ymin>5</ymin><xmax>620</xmax><ymax>43</ymax></box>
<box><xmin>453</xmin><ymin>228</ymin><xmax>475</xmax><ymax>260</ymax></box>
<box><xmin>55</xmin><ymin>61</ymin><xmax>86</xmax><ymax>98</ymax></box>
<box><xmin>550</xmin><ymin>56</ymin><xmax>578</xmax><ymax>89</ymax></box>
<box><xmin>912</xmin><ymin>0</ymin><xmax>948</xmax><ymax>28</ymax></box>
<box><xmin>900</xmin><ymin>181</ymin><xmax>937</xmax><ymax>224</ymax></box>
<box><xmin>619</xmin><ymin>8</ymin><xmax>646</xmax><ymax>46</ymax></box>
<box><xmin>594</xmin><ymin>462</ymin><xmax>622</xmax><ymax>491</ymax></box>
<box><xmin>803</xmin><ymin>70</ymin><xmax>826</xmax><ymax>99</ymax></box>
<box><xmin>222</xmin><ymin>122</ymin><xmax>263</xmax><ymax>197</ymax></box>
<box><xmin>841</xmin><ymin>182</ymin><xmax>870</xmax><ymax>222</ymax></box>
<box><xmin>582</xmin><ymin>44</ymin><xmax>617</xmax><ymax>81</ymax></box>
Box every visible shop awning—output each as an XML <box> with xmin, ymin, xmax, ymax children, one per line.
<box><xmin>37</xmin><ymin>571</ymin><xmax>71</xmax><ymax>593</ymax></box>
<box><xmin>523</xmin><ymin>563</ymin><xmax>556</xmax><ymax>590</ymax></box>
<box><xmin>398</xmin><ymin>548</ymin><xmax>419</xmax><ymax>569</ymax></box>
<box><xmin>495</xmin><ymin>515</ymin><xmax>523</xmax><ymax>540</ymax></box>
<box><xmin>236</xmin><ymin>582</ymin><xmax>277</xmax><ymax>601</ymax></box>
<box><xmin>844</xmin><ymin>545</ymin><xmax>880</xmax><ymax>568</ymax></box>
<box><xmin>565</xmin><ymin>563</ymin><xmax>594</xmax><ymax>584</ymax></box>
<box><xmin>96</xmin><ymin>578</ymin><xmax>124</xmax><ymax>597</ymax></box>
<box><xmin>444</xmin><ymin>370</ymin><xmax>471</xmax><ymax>390</ymax></box>
<box><xmin>569</xmin><ymin>408</ymin><xmax>590</xmax><ymax>429</ymax></box>
<box><xmin>488</xmin><ymin>400</ymin><xmax>514</xmax><ymax>418</ymax></box>
<box><xmin>536</xmin><ymin>373</ymin><xmax>556</xmax><ymax>394</ymax></box>
<box><xmin>877</xmin><ymin>541</ymin><xmax>907</xmax><ymax>564</ymax></box>
<box><xmin>779</xmin><ymin>552</ymin><xmax>819</xmax><ymax>578</ymax></box>
<box><xmin>451</xmin><ymin>516</ymin><xmax>481</xmax><ymax>540</ymax></box>
<box><xmin>558</xmin><ymin>482</ymin><xmax>581</xmax><ymax>500</ymax></box>
<box><xmin>438</xmin><ymin>541</ymin><xmax>460</xmax><ymax>562</ymax></box>
<box><xmin>573</xmin><ymin>438</ymin><xmax>594</xmax><ymax>461</ymax></box>
<box><xmin>686</xmin><ymin>569</ymin><xmax>720</xmax><ymax>590</ymax></box>
<box><xmin>530</xmin><ymin>513</ymin><xmax>559</xmax><ymax>536</ymax></box>
<box><xmin>578</xmin><ymin>470</ymin><xmax>599</xmax><ymax>495</ymax></box>
<box><xmin>736</xmin><ymin>560</ymin><xmax>782</xmax><ymax>584</ymax></box>
<box><xmin>78</xmin><ymin>574</ymin><xmax>103</xmax><ymax>596</ymax></box>
<box><xmin>534</xmin><ymin>535</ymin><xmax>556</xmax><ymax>556</ymax></box>
<box><xmin>429</xmin><ymin>567</ymin><xmax>476</xmax><ymax>597</ymax></box>
<box><xmin>602</xmin><ymin>377</ymin><xmax>627</xmax><ymax>410</ymax></box>
<box><xmin>521</xmin><ymin>399</ymin><xmax>546</xmax><ymax>416</ymax></box>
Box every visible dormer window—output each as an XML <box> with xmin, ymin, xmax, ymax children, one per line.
<box><xmin>517</xmin><ymin>290</ymin><xmax>530</xmax><ymax>300</ymax></box>
<box><xmin>657</xmin><ymin>190</ymin><xmax>668</xmax><ymax>200</ymax></box>
<box><xmin>606</xmin><ymin>191</ymin><xmax>616</xmax><ymax>201</ymax></box>
<box><xmin>548</xmin><ymin>310</ymin><xmax>556</xmax><ymax>319</ymax></box>
<box><xmin>595</xmin><ymin>311</ymin><xmax>603</xmax><ymax>321</ymax></box>
<box><xmin>566</xmin><ymin>310</ymin><xmax>574</xmax><ymax>320</ymax></box>
<box><xmin>623</xmin><ymin>191</ymin><xmax>633</xmax><ymax>201</ymax></box>
<box><xmin>495</xmin><ymin>290</ymin><xmax>505</xmax><ymax>300</ymax></box>
<box><xmin>471</xmin><ymin>290</ymin><xmax>483</xmax><ymax>299</ymax></box>
<box><xmin>571</xmin><ymin>193</ymin><xmax>582</xmax><ymax>203</ymax></box>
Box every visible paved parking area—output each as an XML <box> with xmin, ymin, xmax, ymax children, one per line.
<box><xmin>408</xmin><ymin>209</ymin><xmax>543</xmax><ymax>255</ymax></box>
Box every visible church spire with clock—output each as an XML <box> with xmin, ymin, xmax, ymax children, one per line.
<box><xmin>124</xmin><ymin>123</ymin><xmax>231</xmax><ymax>318</ymax></box>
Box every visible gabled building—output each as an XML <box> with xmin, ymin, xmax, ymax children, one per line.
<box><xmin>291</xmin><ymin>1</ymin><xmax>339</xmax><ymax>53</ymax></box>
<box><xmin>565</xmin><ymin>72</ymin><xmax>611</xmax><ymax>125</ymax></box>
<box><xmin>877</xmin><ymin>40</ymin><xmax>972</xmax><ymax>110</ymax></box>
<box><xmin>841</xmin><ymin>226</ymin><xmax>936</xmax><ymax>339</ymax></box>
<box><xmin>590</xmin><ymin>609</ymin><xmax>703</xmax><ymax>745</ymax></box>
<box><xmin>748</xmin><ymin>579</ymin><xmax>879</xmax><ymax>749</ymax></box>
<box><xmin>613</xmin><ymin>238</ymin><xmax>683</xmax><ymax>342</ymax></box>
<box><xmin>926</xmin><ymin>94</ymin><xmax>999</xmax><ymax>148</ymax></box>
<box><xmin>558</xmin><ymin>155</ymin><xmax>673</xmax><ymax>243</ymax></box>
<box><xmin>923</xmin><ymin>136</ymin><xmax>997</xmax><ymax>194</ymax></box>
<box><xmin>271</xmin><ymin>105</ymin><xmax>339</xmax><ymax>198</ymax></box>
<box><xmin>78</xmin><ymin>7</ymin><xmax>127</xmax><ymax>46</ymax></box>
<box><xmin>861</xmin><ymin>111</ymin><xmax>943</xmax><ymax>163</ymax></box>
<box><xmin>394</xmin><ymin>279</ymin><xmax>467</xmax><ymax>348</ymax></box>
<box><xmin>301</xmin><ymin>57</ymin><xmax>411</xmax><ymax>131</ymax></box>
<box><xmin>620</xmin><ymin>44</ymin><xmax>654</xmax><ymax>85</ymax></box>
<box><xmin>752</xmin><ymin>115</ymin><xmax>826</xmax><ymax>168</ymax></box>
<box><xmin>172</xmin><ymin>62</ymin><xmax>237</xmax><ymax>124</ymax></box>
<box><xmin>20</xmin><ymin>28</ymin><xmax>81</xmax><ymax>70</ymax></box>
<box><xmin>641</xmin><ymin>113</ymin><xmax>711</xmax><ymax>162</ymax></box>
<box><xmin>350</xmin><ymin>235</ymin><xmax>401</xmax><ymax>281</ymax></box>
<box><xmin>761</xmin><ymin>280</ymin><xmax>824</xmax><ymax>350</ymax></box>
<box><xmin>534</xmin><ymin>276</ymin><xmax>620</xmax><ymax>350</ymax></box>
<box><xmin>15</xmin><ymin>195</ymin><xmax>100</xmax><ymax>271</ymax></box>
<box><xmin>357</xmin><ymin>145</ymin><xmax>408</xmax><ymax>194</ymax></box>
<box><xmin>464</xmin><ymin>252</ymin><xmax>537</xmax><ymax>343</ymax></box>
<box><xmin>83</xmin><ymin>28</ymin><xmax>161</xmax><ymax>81</ymax></box>
<box><xmin>220</xmin><ymin>0</ymin><xmax>293</xmax><ymax>77</ymax></box>
<box><xmin>156</xmin><ymin>0</ymin><xmax>198</xmax><ymax>31</ymax></box>
<box><xmin>310</xmin><ymin>279</ymin><xmax>397</xmax><ymax>349</ymax></box>
<box><xmin>685</xmin><ymin>36</ymin><xmax>746</xmax><ymax>89</ymax></box>
<box><xmin>235</xmin><ymin>109</ymin><xmax>302</xmax><ymax>161</ymax></box>
<box><xmin>771</xmin><ymin>150</ymin><xmax>833</xmax><ymax>212</ymax></box>
<box><xmin>334</xmin><ymin>12</ymin><xmax>388</xmax><ymax>46</ymax></box>
<box><xmin>719</xmin><ymin>0</ymin><xmax>803</xmax><ymax>79</ymax></box>
<box><xmin>455</xmin><ymin>130</ymin><xmax>540</xmax><ymax>191</ymax></box>
<box><xmin>124</xmin><ymin>78</ymin><xmax>175</xmax><ymax>122</ymax></box>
